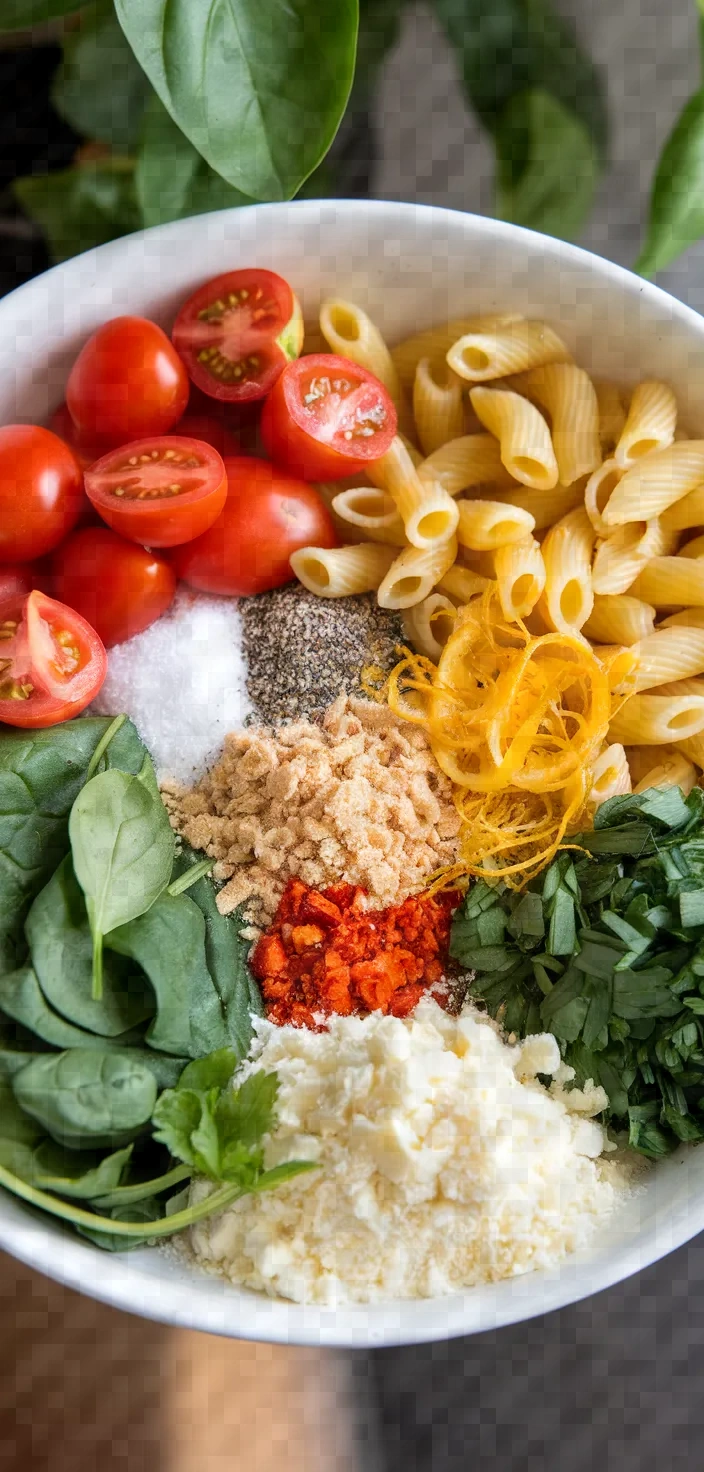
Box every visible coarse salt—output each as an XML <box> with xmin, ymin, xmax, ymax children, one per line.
<box><xmin>92</xmin><ymin>589</ymin><xmax>251</xmax><ymax>784</ymax></box>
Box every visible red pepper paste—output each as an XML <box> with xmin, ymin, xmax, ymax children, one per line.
<box><xmin>251</xmin><ymin>876</ymin><xmax>461</xmax><ymax>1029</ymax></box>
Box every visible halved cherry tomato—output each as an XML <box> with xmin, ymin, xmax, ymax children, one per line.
<box><xmin>169</xmin><ymin>455</ymin><xmax>337</xmax><ymax>596</ymax></box>
<box><xmin>260</xmin><ymin>354</ymin><xmax>398</xmax><ymax>481</ymax></box>
<box><xmin>66</xmin><ymin>316</ymin><xmax>189</xmax><ymax>445</ymax></box>
<box><xmin>0</xmin><ymin>589</ymin><xmax>106</xmax><ymax>728</ymax></box>
<box><xmin>0</xmin><ymin>425</ymin><xmax>84</xmax><ymax>562</ymax></box>
<box><xmin>172</xmin><ymin>269</ymin><xmax>303</xmax><ymax>404</ymax></box>
<box><xmin>171</xmin><ymin>412</ymin><xmax>240</xmax><ymax>458</ymax></box>
<box><xmin>84</xmin><ymin>436</ymin><xmax>227</xmax><ymax>548</ymax></box>
<box><xmin>52</xmin><ymin>527</ymin><xmax>177</xmax><ymax>647</ymax></box>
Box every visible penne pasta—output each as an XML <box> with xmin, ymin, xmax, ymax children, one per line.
<box><xmin>660</xmin><ymin>607</ymin><xmax>704</xmax><ymax>630</ymax></box>
<box><xmin>632</xmin><ymin>749</ymin><xmax>697</xmax><ymax>796</ymax></box>
<box><xmin>462</xmin><ymin>478</ymin><xmax>585</xmax><ymax>531</ymax></box>
<box><xmin>676</xmin><ymin>733</ymin><xmax>704</xmax><ymax>770</ymax></box>
<box><xmin>511</xmin><ymin>363</ymin><xmax>601</xmax><ymax>486</ymax></box>
<box><xmin>609</xmin><ymin>687</ymin><xmax>704</xmax><ymax>745</ymax></box>
<box><xmin>377</xmin><ymin>536</ymin><xmax>458</xmax><ymax>611</ymax></box>
<box><xmin>319</xmin><ymin>299</ymin><xmax>401</xmax><ymax>404</ymax></box>
<box><xmin>290</xmin><ymin>543</ymin><xmax>396</xmax><ymax>597</ymax></box>
<box><xmin>591</xmin><ymin>518</ymin><xmax>674</xmax><ymax>597</ymax></box>
<box><xmin>417</xmin><ymin>433</ymin><xmax>515</xmax><ymax>496</ymax></box>
<box><xmin>589</xmin><ymin>743</ymin><xmax>632</xmax><ymax>805</ymax></box>
<box><xmin>594</xmin><ymin>380</ymin><xmax>628</xmax><ymax>452</ymax></box>
<box><xmin>632</xmin><ymin>625</ymin><xmax>704</xmax><ymax>691</ymax></box>
<box><xmin>494</xmin><ymin>536</ymin><xmax>546</xmax><ymax>620</ymax></box>
<box><xmin>539</xmin><ymin>506</ymin><xmax>595</xmax><ymax>634</ymax></box>
<box><xmin>402</xmin><ymin>593</ymin><xmax>457</xmax><ymax>662</ymax></box>
<box><xmin>368</xmin><ymin>436</ymin><xmax>459</xmax><ymax>549</ymax></box>
<box><xmin>457</xmin><ymin>499</ymin><xmax>535</xmax><ymax>552</ymax></box>
<box><xmin>660</xmin><ymin>484</ymin><xmax>704</xmax><ymax>532</ymax></box>
<box><xmin>595</xmin><ymin>644</ymin><xmax>640</xmax><ymax>695</ymax></box>
<box><xmin>614</xmin><ymin>380</ymin><xmax>677</xmax><ymax>468</ymax></box>
<box><xmin>625</xmin><ymin>744</ymin><xmax>676</xmax><ymax>787</ymax></box>
<box><xmin>413</xmin><ymin>357</ymin><xmax>465</xmax><ymax>456</ymax></box>
<box><xmin>469</xmin><ymin>387</ymin><xmax>558</xmax><ymax>490</ymax></box>
<box><xmin>630</xmin><ymin>556</ymin><xmax>704</xmax><ymax>608</ymax></box>
<box><xmin>584</xmin><ymin>458</ymin><xmax>624</xmax><ymax>537</ymax></box>
<box><xmin>390</xmin><ymin>314</ymin><xmax>523</xmax><ymax>392</ymax></box>
<box><xmin>437</xmin><ymin>564</ymin><xmax>492</xmax><ymax>603</ymax></box>
<box><xmin>602</xmin><ymin>441</ymin><xmax>704</xmax><ymax>527</ymax></box>
<box><xmin>446</xmin><ymin>320</ymin><xmax>569</xmax><ymax>383</ymax></box>
<box><xmin>582</xmin><ymin>593</ymin><xmax>656</xmax><ymax>646</ymax></box>
<box><xmin>678</xmin><ymin>534</ymin><xmax>704</xmax><ymax>560</ymax></box>
<box><xmin>331</xmin><ymin>486</ymin><xmax>406</xmax><ymax>545</ymax></box>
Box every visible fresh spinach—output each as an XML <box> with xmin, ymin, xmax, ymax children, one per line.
<box><xmin>28</xmin><ymin>1141</ymin><xmax>134</xmax><ymax>1198</ymax></box>
<box><xmin>0</xmin><ymin>965</ymin><xmax>144</xmax><ymax>1051</ymax></box>
<box><xmin>69</xmin><ymin>756</ymin><xmax>175</xmax><ymax>1000</ymax></box>
<box><xmin>13</xmin><ymin>1049</ymin><xmax>158</xmax><ymax>1148</ymax></box>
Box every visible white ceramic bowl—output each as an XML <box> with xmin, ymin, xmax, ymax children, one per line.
<box><xmin>2</xmin><ymin>199</ymin><xmax>704</xmax><ymax>1347</ymax></box>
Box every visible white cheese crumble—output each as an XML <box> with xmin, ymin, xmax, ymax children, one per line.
<box><xmin>189</xmin><ymin>1000</ymin><xmax>634</xmax><ymax>1304</ymax></box>
<box><xmin>92</xmin><ymin>589</ymin><xmax>251</xmax><ymax>784</ymax></box>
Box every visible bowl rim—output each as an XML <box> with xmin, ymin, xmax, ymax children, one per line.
<box><xmin>2</xmin><ymin>196</ymin><xmax>704</xmax><ymax>1346</ymax></box>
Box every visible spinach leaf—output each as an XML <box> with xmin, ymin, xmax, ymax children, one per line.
<box><xmin>25</xmin><ymin>856</ymin><xmax>154</xmax><ymax>1037</ymax></box>
<box><xmin>92</xmin><ymin>1162</ymin><xmax>190</xmax><ymax>1210</ymax></box>
<box><xmin>636</xmin><ymin>89</ymin><xmax>704</xmax><ymax>278</ymax></box>
<box><xmin>0</xmin><ymin>1081</ymin><xmax>43</xmax><ymax>1177</ymax></box>
<box><xmin>115</xmin><ymin>0</ymin><xmax>358</xmax><ymax>201</ymax></box>
<box><xmin>136</xmin><ymin>94</ymin><xmax>252</xmax><ymax>227</ymax></box>
<box><xmin>29</xmin><ymin>1141</ymin><xmax>134</xmax><ymax>1199</ymax></box>
<box><xmin>496</xmin><ymin>88</ymin><xmax>598</xmax><ymax>241</ymax></box>
<box><xmin>0</xmin><ymin>715</ymin><xmax>146</xmax><ymax>975</ymax></box>
<box><xmin>0</xmin><ymin>965</ymin><xmax>146</xmax><ymax>1051</ymax></box>
<box><xmin>69</xmin><ymin>757</ymin><xmax>175</xmax><ymax>1000</ymax></box>
<box><xmin>14</xmin><ymin>160</ymin><xmax>142</xmax><ymax>266</ymax></box>
<box><xmin>13</xmin><ymin>1049</ymin><xmax>158</xmax><ymax>1148</ymax></box>
<box><xmin>52</xmin><ymin>0</ymin><xmax>153</xmax><ymax>149</ymax></box>
<box><xmin>76</xmin><ymin>1196</ymin><xmax>168</xmax><ymax>1252</ymax></box>
<box><xmin>0</xmin><ymin>1047</ymin><xmax>42</xmax><ymax>1082</ymax></box>
<box><xmin>1</xmin><ymin>0</ymin><xmax>91</xmax><ymax>27</ymax></box>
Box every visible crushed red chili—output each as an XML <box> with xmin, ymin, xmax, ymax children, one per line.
<box><xmin>251</xmin><ymin>876</ymin><xmax>461</xmax><ymax>1029</ymax></box>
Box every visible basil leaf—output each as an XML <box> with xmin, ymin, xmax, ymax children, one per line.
<box><xmin>13</xmin><ymin>1050</ymin><xmax>158</xmax><ymax>1148</ymax></box>
<box><xmin>0</xmin><ymin>716</ymin><xmax>146</xmax><ymax>976</ymax></box>
<box><xmin>0</xmin><ymin>0</ymin><xmax>91</xmax><ymax>26</ymax></box>
<box><xmin>496</xmin><ymin>88</ymin><xmax>598</xmax><ymax>241</ymax></box>
<box><xmin>136</xmin><ymin>94</ymin><xmax>252</xmax><ymax>227</ymax></box>
<box><xmin>115</xmin><ymin>0</ymin><xmax>358</xmax><ymax>201</ymax></box>
<box><xmin>69</xmin><ymin>758</ymin><xmax>175</xmax><ymax>1000</ymax></box>
<box><xmin>52</xmin><ymin>0</ymin><xmax>152</xmax><ymax>149</ymax></box>
<box><xmin>25</xmin><ymin>857</ymin><xmax>154</xmax><ymax>1037</ymax></box>
<box><xmin>636</xmin><ymin>88</ymin><xmax>704</xmax><ymax>278</ymax></box>
<box><xmin>14</xmin><ymin>159</ymin><xmax>141</xmax><ymax>266</ymax></box>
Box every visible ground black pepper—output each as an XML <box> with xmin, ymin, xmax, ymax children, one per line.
<box><xmin>241</xmin><ymin>584</ymin><xmax>403</xmax><ymax>725</ymax></box>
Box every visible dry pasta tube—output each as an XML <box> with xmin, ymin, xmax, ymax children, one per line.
<box><xmin>660</xmin><ymin>607</ymin><xmax>704</xmax><ymax>630</ymax></box>
<box><xmin>494</xmin><ymin>536</ymin><xmax>546</xmax><ymax>620</ymax></box>
<box><xmin>367</xmin><ymin>436</ymin><xmax>459</xmax><ymax>548</ymax></box>
<box><xmin>390</xmin><ymin>314</ymin><xmax>523</xmax><ymax>392</ymax></box>
<box><xmin>446</xmin><ymin>320</ymin><xmax>569</xmax><ymax>383</ymax></box>
<box><xmin>630</xmin><ymin>556</ymin><xmax>704</xmax><ymax>608</ymax></box>
<box><xmin>319</xmin><ymin>299</ymin><xmax>401</xmax><ymax>404</ymax></box>
<box><xmin>589</xmin><ymin>744</ymin><xmax>632</xmax><ymax>805</ymax></box>
<box><xmin>602</xmin><ymin>441</ymin><xmax>704</xmax><ymax>527</ymax></box>
<box><xmin>625</xmin><ymin>744</ymin><xmax>676</xmax><ymax>786</ymax></box>
<box><xmin>676</xmin><ymin>733</ymin><xmax>704</xmax><ymax>770</ymax></box>
<box><xmin>591</xmin><ymin>518</ymin><xmax>673</xmax><ymax>597</ymax></box>
<box><xmin>511</xmin><ymin>363</ymin><xmax>601</xmax><ymax>486</ymax></box>
<box><xmin>377</xmin><ymin>536</ymin><xmax>457</xmax><ymax>611</ymax></box>
<box><xmin>402</xmin><ymin>593</ymin><xmax>457</xmax><ymax>662</ymax></box>
<box><xmin>584</xmin><ymin>459</ymin><xmax>624</xmax><ymax>537</ymax></box>
<box><xmin>678</xmin><ymin>534</ymin><xmax>704</xmax><ymax>559</ymax></box>
<box><xmin>594</xmin><ymin>381</ymin><xmax>628</xmax><ymax>452</ymax></box>
<box><xmin>594</xmin><ymin>644</ymin><xmax>640</xmax><ymax>695</ymax></box>
<box><xmin>457</xmin><ymin>499</ymin><xmax>535</xmax><ymax>552</ymax></box>
<box><xmin>469</xmin><ymin>387</ymin><xmax>558</xmax><ymax>490</ymax></box>
<box><xmin>614</xmin><ymin>380</ymin><xmax>677</xmax><ymax>468</ymax></box>
<box><xmin>290</xmin><ymin>543</ymin><xmax>396</xmax><ymax>598</ymax></box>
<box><xmin>413</xmin><ymin>357</ymin><xmax>465</xmax><ymax>456</ymax></box>
<box><xmin>437</xmin><ymin>564</ymin><xmax>492</xmax><ymax>602</ymax></box>
<box><xmin>609</xmin><ymin>688</ymin><xmax>704</xmax><ymax>745</ymax></box>
<box><xmin>582</xmin><ymin>594</ymin><xmax>656</xmax><ymax>646</ymax></box>
<box><xmin>331</xmin><ymin>487</ymin><xmax>406</xmax><ymax>546</ymax></box>
<box><xmin>539</xmin><ymin>506</ymin><xmax>595</xmax><ymax>635</ymax></box>
<box><xmin>632</xmin><ymin>749</ymin><xmax>697</xmax><ymax>796</ymax></box>
<box><xmin>467</xmin><ymin>478</ymin><xmax>584</xmax><ymax>532</ymax></box>
<box><xmin>632</xmin><ymin>625</ymin><xmax>704</xmax><ymax>691</ymax></box>
<box><xmin>660</xmin><ymin>484</ymin><xmax>704</xmax><ymax>532</ymax></box>
<box><xmin>417</xmin><ymin>434</ymin><xmax>515</xmax><ymax>495</ymax></box>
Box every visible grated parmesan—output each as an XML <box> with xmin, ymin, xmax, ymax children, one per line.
<box><xmin>92</xmin><ymin>589</ymin><xmax>251</xmax><ymax>784</ymax></box>
<box><xmin>189</xmin><ymin>999</ymin><xmax>637</xmax><ymax>1304</ymax></box>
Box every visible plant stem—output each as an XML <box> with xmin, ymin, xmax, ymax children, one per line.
<box><xmin>93</xmin><ymin>1164</ymin><xmax>191</xmax><ymax>1210</ymax></box>
<box><xmin>167</xmin><ymin>858</ymin><xmax>214</xmax><ymax>897</ymax></box>
<box><xmin>85</xmin><ymin>715</ymin><xmax>126</xmax><ymax>783</ymax></box>
<box><xmin>91</xmin><ymin>929</ymin><xmax>103</xmax><ymax>1002</ymax></box>
<box><xmin>0</xmin><ymin>1162</ymin><xmax>244</xmax><ymax>1238</ymax></box>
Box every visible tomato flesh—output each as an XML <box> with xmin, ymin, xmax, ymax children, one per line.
<box><xmin>84</xmin><ymin>435</ymin><xmax>227</xmax><ymax>548</ymax></box>
<box><xmin>172</xmin><ymin>269</ymin><xmax>303</xmax><ymax>404</ymax></box>
<box><xmin>66</xmin><ymin>316</ymin><xmax>189</xmax><ymax>445</ymax></box>
<box><xmin>0</xmin><ymin>425</ymin><xmax>84</xmax><ymax>562</ymax></box>
<box><xmin>260</xmin><ymin>353</ymin><xmax>397</xmax><ymax>481</ymax></box>
<box><xmin>170</xmin><ymin>455</ymin><xmax>338</xmax><ymax>596</ymax></box>
<box><xmin>0</xmin><ymin>590</ymin><xmax>106</xmax><ymax>728</ymax></box>
<box><xmin>52</xmin><ymin>527</ymin><xmax>177</xmax><ymax>647</ymax></box>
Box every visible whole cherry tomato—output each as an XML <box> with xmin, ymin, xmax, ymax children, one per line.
<box><xmin>260</xmin><ymin>353</ymin><xmax>397</xmax><ymax>480</ymax></box>
<box><xmin>52</xmin><ymin>527</ymin><xmax>177</xmax><ymax>647</ymax></box>
<box><xmin>0</xmin><ymin>425</ymin><xmax>84</xmax><ymax>562</ymax></box>
<box><xmin>0</xmin><ymin>589</ymin><xmax>106</xmax><ymax>729</ymax></box>
<box><xmin>172</xmin><ymin>269</ymin><xmax>303</xmax><ymax>403</ymax></box>
<box><xmin>66</xmin><ymin>316</ymin><xmax>189</xmax><ymax>445</ymax></box>
<box><xmin>169</xmin><ymin>455</ymin><xmax>337</xmax><ymax>595</ymax></box>
<box><xmin>171</xmin><ymin>412</ymin><xmax>240</xmax><ymax>457</ymax></box>
<box><xmin>84</xmin><ymin>435</ymin><xmax>227</xmax><ymax>548</ymax></box>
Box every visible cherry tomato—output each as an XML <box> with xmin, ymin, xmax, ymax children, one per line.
<box><xmin>48</xmin><ymin>401</ymin><xmax>111</xmax><ymax>469</ymax></box>
<box><xmin>171</xmin><ymin>412</ymin><xmax>240</xmax><ymax>457</ymax></box>
<box><xmin>66</xmin><ymin>316</ymin><xmax>189</xmax><ymax>444</ymax></box>
<box><xmin>170</xmin><ymin>455</ymin><xmax>337</xmax><ymax>596</ymax></box>
<box><xmin>52</xmin><ymin>527</ymin><xmax>177</xmax><ymax>647</ymax></box>
<box><xmin>0</xmin><ymin>564</ymin><xmax>37</xmax><ymax>601</ymax></box>
<box><xmin>172</xmin><ymin>269</ymin><xmax>303</xmax><ymax>404</ymax></box>
<box><xmin>0</xmin><ymin>425</ymin><xmax>84</xmax><ymax>562</ymax></box>
<box><xmin>84</xmin><ymin>436</ymin><xmax>227</xmax><ymax>548</ymax></box>
<box><xmin>260</xmin><ymin>353</ymin><xmax>398</xmax><ymax>481</ymax></box>
<box><xmin>0</xmin><ymin>589</ymin><xmax>106</xmax><ymax>729</ymax></box>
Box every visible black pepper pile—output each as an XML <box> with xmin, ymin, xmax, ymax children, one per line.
<box><xmin>241</xmin><ymin>584</ymin><xmax>403</xmax><ymax>725</ymax></box>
